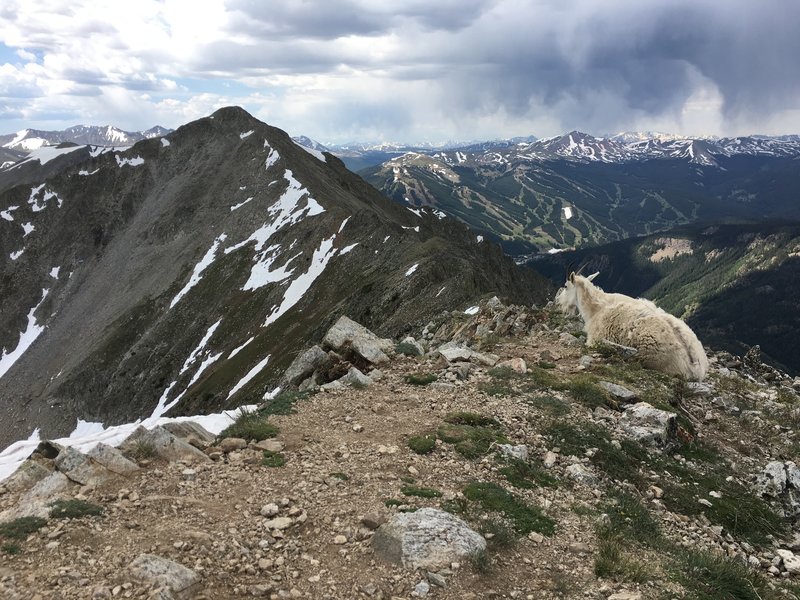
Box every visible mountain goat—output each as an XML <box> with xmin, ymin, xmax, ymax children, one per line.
<box><xmin>555</xmin><ymin>272</ymin><xmax>708</xmax><ymax>380</ymax></box>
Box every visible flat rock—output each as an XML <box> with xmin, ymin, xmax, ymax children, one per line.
<box><xmin>599</xmin><ymin>381</ymin><xmax>637</xmax><ymax>402</ymax></box>
<box><xmin>219</xmin><ymin>437</ymin><xmax>248</xmax><ymax>452</ymax></box>
<box><xmin>608</xmin><ymin>593</ymin><xmax>642</xmax><ymax>600</ymax></box>
<box><xmin>777</xmin><ymin>549</ymin><xmax>800</xmax><ymax>574</ymax></box>
<box><xmin>280</xmin><ymin>345</ymin><xmax>330</xmax><ymax>387</ymax></box>
<box><xmin>162</xmin><ymin>422</ymin><xmax>216</xmax><ymax>448</ymax></box>
<box><xmin>87</xmin><ymin>443</ymin><xmax>140</xmax><ymax>476</ymax></box>
<box><xmin>565</xmin><ymin>463</ymin><xmax>597</xmax><ymax>485</ymax></box>
<box><xmin>339</xmin><ymin>366</ymin><xmax>372</xmax><ymax>388</ymax></box>
<box><xmin>54</xmin><ymin>446</ymin><xmax>117</xmax><ymax>487</ymax></box>
<box><xmin>0</xmin><ymin>459</ymin><xmax>52</xmax><ymax>494</ymax></box>
<box><xmin>0</xmin><ymin>471</ymin><xmax>71</xmax><ymax>520</ymax></box>
<box><xmin>497</xmin><ymin>444</ymin><xmax>528</xmax><ymax>461</ymax></box>
<box><xmin>254</xmin><ymin>439</ymin><xmax>285</xmax><ymax>453</ymax></box>
<box><xmin>497</xmin><ymin>358</ymin><xmax>527</xmax><ymax>374</ymax></box>
<box><xmin>373</xmin><ymin>507</ymin><xmax>486</xmax><ymax>570</ymax></box>
<box><xmin>620</xmin><ymin>402</ymin><xmax>677</xmax><ymax>446</ymax></box>
<box><xmin>129</xmin><ymin>554</ymin><xmax>201</xmax><ymax>598</ymax></box>
<box><xmin>436</xmin><ymin>342</ymin><xmax>498</xmax><ymax>367</ymax></box>
<box><xmin>323</xmin><ymin>316</ymin><xmax>393</xmax><ymax>364</ymax></box>
<box><xmin>122</xmin><ymin>426</ymin><xmax>211</xmax><ymax>463</ymax></box>
<box><xmin>263</xmin><ymin>517</ymin><xmax>293</xmax><ymax>530</ymax></box>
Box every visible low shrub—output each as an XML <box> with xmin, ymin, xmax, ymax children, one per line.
<box><xmin>404</xmin><ymin>372</ymin><xmax>437</xmax><ymax>386</ymax></box>
<box><xmin>408</xmin><ymin>433</ymin><xmax>436</xmax><ymax>455</ymax></box>
<box><xmin>262</xmin><ymin>450</ymin><xmax>286</xmax><ymax>467</ymax></box>
<box><xmin>0</xmin><ymin>516</ymin><xmax>46</xmax><ymax>540</ymax></box>
<box><xmin>464</xmin><ymin>481</ymin><xmax>555</xmax><ymax>536</ymax></box>
<box><xmin>49</xmin><ymin>499</ymin><xmax>104</xmax><ymax>520</ymax></box>
<box><xmin>218</xmin><ymin>407</ymin><xmax>279</xmax><ymax>441</ymax></box>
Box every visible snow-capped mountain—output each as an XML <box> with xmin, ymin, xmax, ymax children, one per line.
<box><xmin>0</xmin><ymin>106</ymin><xmax>546</xmax><ymax>448</ymax></box>
<box><xmin>0</xmin><ymin>125</ymin><xmax>174</xmax><ymax>152</ymax></box>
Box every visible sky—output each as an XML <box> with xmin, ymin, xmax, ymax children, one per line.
<box><xmin>0</xmin><ymin>0</ymin><xmax>799</xmax><ymax>144</ymax></box>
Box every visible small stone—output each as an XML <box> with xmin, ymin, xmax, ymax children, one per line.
<box><xmin>414</xmin><ymin>580</ymin><xmax>430</xmax><ymax>597</ymax></box>
<box><xmin>599</xmin><ymin>381</ymin><xmax>637</xmax><ymax>402</ymax></box>
<box><xmin>497</xmin><ymin>444</ymin><xmax>528</xmax><ymax>461</ymax></box>
<box><xmin>608</xmin><ymin>593</ymin><xmax>642</xmax><ymax>600</ymax></box>
<box><xmin>777</xmin><ymin>550</ymin><xmax>800</xmax><ymax>574</ymax></box>
<box><xmin>649</xmin><ymin>485</ymin><xmax>664</xmax><ymax>499</ymax></box>
<box><xmin>528</xmin><ymin>532</ymin><xmax>544</xmax><ymax>544</ymax></box>
<box><xmin>181</xmin><ymin>469</ymin><xmax>196</xmax><ymax>481</ymax></box>
<box><xmin>427</xmin><ymin>572</ymin><xmax>447</xmax><ymax>588</ymax></box>
<box><xmin>253</xmin><ymin>440</ymin><xmax>285</xmax><ymax>453</ymax></box>
<box><xmin>263</xmin><ymin>517</ymin><xmax>293</xmax><ymax>530</ymax></box>
<box><xmin>352</xmin><ymin>424</ymin><xmax>364</xmax><ymax>433</ymax></box>
<box><xmin>408</xmin><ymin>466</ymin><xmax>419</xmax><ymax>476</ymax></box>
<box><xmin>219</xmin><ymin>438</ymin><xmax>248</xmax><ymax>452</ymax></box>
<box><xmin>361</xmin><ymin>513</ymin><xmax>387</xmax><ymax>530</ymax></box>
<box><xmin>569</xmin><ymin>542</ymin><xmax>590</xmax><ymax>554</ymax></box>
<box><xmin>260</xmin><ymin>503</ymin><xmax>280</xmax><ymax>517</ymax></box>
<box><xmin>698</xmin><ymin>499</ymin><xmax>713</xmax><ymax>508</ymax></box>
<box><xmin>333</xmin><ymin>535</ymin><xmax>348</xmax><ymax>545</ymax></box>
<box><xmin>565</xmin><ymin>463</ymin><xmax>597</xmax><ymax>485</ymax></box>
<box><xmin>543</xmin><ymin>451</ymin><xmax>557</xmax><ymax>468</ymax></box>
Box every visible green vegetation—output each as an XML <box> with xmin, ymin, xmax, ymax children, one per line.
<box><xmin>329</xmin><ymin>472</ymin><xmax>349</xmax><ymax>481</ymax></box>
<box><xmin>401</xmin><ymin>485</ymin><xmax>442</xmax><ymax>498</ymax></box>
<box><xmin>128</xmin><ymin>438</ymin><xmax>157</xmax><ymax>461</ymax></box>
<box><xmin>404</xmin><ymin>372</ymin><xmax>437</xmax><ymax>386</ymax></box>
<box><xmin>565</xmin><ymin>377</ymin><xmax>613</xmax><ymax>409</ymax></box>
<box><xmin>395</xmin><ymin>341</ymin><xmax>422</xmax><ymax>357</ymax></box>
<box><xmin>218</xmin><ymin>407</ymin><xmax>279</xmax><ymax>441</ymax></box>
<box><xmin>436</xmin><ymin>412</ymin><xmax>508</xmax><ymax>459</ymax></box>
<box><xmin>594</xmin><ymin>537</ymin><xmax>653</xmax><ymax>583</ymax></box>
<box><xmin>526</xmin><ymin>394</ymin><xmax>571</xmax><ymax>416</ymax></box>
<box><xmin>260</xmin><ymin>390</ymin><xmax>312</xmax><ymax>417</ymax></box>
<box><xmin>262</xmin><ymin>450</ymin><xmax>286</xmax><ymax>467</ymax></box>
<box><xmin>480</xmin><ymin>517</ymin><xmax>516</xmax><ymax>548</ymax></box>
<box><xmin>1</xmin><ymin>543</ymin><xmax>21</xmax><ymax>555</ymax></box>
<box><xmin>671</xmin><ymin>549</ymin><xmax>775</xmax><ymax>600</ymax></box>
<box><xmin>408</xmin><ymin>433</ymin><xmax>436</xmax><ymax>455</ymax></box>
<box><xmin>384</xmin><ymin>498</ymin><xmax>404</xmax><ymax>507</ymax></box>
<box><xmin>599</xmin><ymin>492</ymin><xmax>661</xmax><ymax>547</ymax></box>
<box><xmin>463</xmin><ymin>482</ymin><xmax>555</xmax><ymax>536</ymax></box>
<box><xmin>49</xmin><ymin>499</ymin><xmax>104</xmax><ymax>520</ymax></box>
<box><xmin>498</xmin><ymin>456</ymin><xmax>558</xmax><ymax>489</ymax></box>
<box><xmin>0</xmin><ymin>516</ymin><xmax>46</xmax><ymax>540</ymax></box>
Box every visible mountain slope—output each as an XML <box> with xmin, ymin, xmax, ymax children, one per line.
<box><xmin>529</xmin><ymin>222</ymin><xmax>800</xmax><ymax>374</ymax></box>
<box><xmin>0</xmin><ymin>107</ymin><xmax>550</xmax><ymax>448</ymax></box>
<box><xmin>0</xmin><ymin>125</ymin><xmax>172</xmax><ymax>151</ymax></box>
<box><xmin>362</xmin><ymin>135</ymin><xmax>800</xmax><ymax>254</ymax></box>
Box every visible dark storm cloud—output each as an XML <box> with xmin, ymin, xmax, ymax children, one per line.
<box><xmin>225</xmin><ymin>0</ymin><xmax>493</xmax><ymax>40</ymax></box>
<box><xmin>419</xmin><ymin>0</ymin><xmax>800</xmax><ymax>132</ymax></box>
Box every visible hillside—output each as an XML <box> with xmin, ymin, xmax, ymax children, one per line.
<box><xmin>2</xmin><ymin>302</ymin><xmax>800</xmax><ymax>599</ymax></box>
<box><xmin>530</xmin><ymin>223</ymin><xmax>800</xmax><ymax>374</ymax></box>
<box><xmin>0</xmin><ymin>106</ymin><xmax>550</xmax><ymax>449</ymax></box>
<box><xmin>361</xmin><ymin>138</ymin><xmax>800</xmax><ymax>255</ymax></box>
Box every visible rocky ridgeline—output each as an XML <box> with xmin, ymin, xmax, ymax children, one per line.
<box><xmin>1</xmin><ymin>298</ymin><xmax>800</xmax><ymax>599</ymax></box>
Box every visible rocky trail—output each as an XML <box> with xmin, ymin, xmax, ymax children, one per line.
<box><xmin>1</xmin><ymin>300</ymin><xmax>800</xmax><ymax>600</ymax></box>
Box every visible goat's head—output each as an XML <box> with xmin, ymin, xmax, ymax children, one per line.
<box><xmin>554</xmin><ymin>271</ymin><xmax>600</xmax><ymax>315</ymax></box>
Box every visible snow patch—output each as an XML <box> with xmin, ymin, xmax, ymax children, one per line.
<box><xmin>161</xmin><ymin>138</ymin><xmax>170</xmax><ymax>147</ymax></box>
<box><xmin>116</xmin><ymin>155</ymin><xmax>144</xmax><ymax>167</ymax></box>
<box><xmin>9</xmin><ymin>145</ymin><xmax>84</xmax><ymax>169</ymax></box>
<box><xmin>169</xmin><ymin>234</ymin><xmax>228</xmax><ymax>308</ymax></box>
<box><xmin>10</xmin><ymin>249</ymin><xmax>24</xmax><ymax>260</ymax></box>
<box><xmin>402</xmin><ymin>226</ymin><xmax>420</xmax><ymax>233</ymax></box>
<box><xmin>22</xmin><ymin>222</ymin><xmax>34</xmax><ymax>237</ymax></box>
<box><xmin>476</xmin><ymin>235</ymin><xmax>484</xmax><ymax>243</ymax></box>
<box><xmin>228</xmin><ymin>336</ymin><xmax>255</xmax><ymax>359</ymax></box>
<box><xmin>230</xmin><ymin>196</ymin><xmax>254</xmax><ymax>212</ymax></box>
<box><xmin>563</xmin><ymin>206</ymin><xmax>573</xmax><ymax>219</ymax></box>
<box><xmin>78</xmin><ymin>169</ymin><xmax>99</xmax><ymax>176</ymax></box>
<box><xmin>28</xmin><ymin>184</ymin><xmax>63</xmax><ymax>211</ymax></box>
<box><xmin>547</xmin><ymin>248</ymin><xmax>567</xmax><ymax>254</ymax></box>
<box><xmin>243</xmin><ymin>246</ymin><xmax>300</xmax><ymax>291</ymax></box>
<box><xmin>293</xmin><ymin>140</ymin><xmax>326</xmax><ymax>162</ymax></box>
<box><xmin>0</xmin><ymin>289</ymin><xmax>49</xmax><ymax>380</ymax></box>
<box><xmin>436</xmin><ymin>286</ymin><xmax>446</xmax><ymax>298</ymax></box>
<box><xmin>240</xmin><ymin>130</ymin><xmax>254</xmax><ymax>139</ymax></box>
<box><xmin>432</xmin><ymin>208</ymin><xmax>447</xmax><ymax>220</ymax></box>
<box><xmin>339</xmin><ymin>243</ymin><xmax>358</xmax><ymax>255</ymax></box>
<box><xmin>263</xmin><ymin>223</ymin><xmax>345</xmax><ymax>328</ymax></box>
<box><xmin>49</xmin><ymin>266</ymin><xmax>60</xmax><ymax>279</ymax></box>
<box><xmin>464</xmin><ymin>305</ymin><xmax>480</xmax><ymax>315</ymax></box>
<box><xmin>227</xmin><ymin>355</ymin><xmax>271</xmax><ymax>399</ymax></box>
<box><xmin>406</xmin><ymin>207</ymin><xmax>423</xmax><ymax>218</ymax></box>
<box><xmin>0</xmin><ymin>206</ymin><xmax>18</xmax><ymax>221</ymax></box>
<box><xmin>405</xmin><ymin>263</ymin><xmax>419</xmax><ymax>276</ymax></box>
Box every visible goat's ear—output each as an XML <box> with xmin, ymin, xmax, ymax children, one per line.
<box><xmin>587</xmin><ymin>272</ymin><xmax>600</xmax><ymax>282</ymax></box>
<box><xmin>568</xmin><ymin>271</ymin><xmax>575</xmax><ymax>283</ymax></box>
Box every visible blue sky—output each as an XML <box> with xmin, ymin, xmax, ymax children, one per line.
<box><xmin>0</xmin><ymin>0</ymin><xmax>798</xmax><ymax>144</ymax></box>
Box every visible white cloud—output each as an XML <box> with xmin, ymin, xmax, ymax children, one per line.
<box><xmin>0</xmin><ymin>0</ymin><xmax>798</xmax><ymax>140</ymax></box>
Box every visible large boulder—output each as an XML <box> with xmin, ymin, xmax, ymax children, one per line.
<box><xmin>87</xmin><ymin>443</ymin><xmax>140</xmax><ymax>476</ymax></box>
<box><xmin>436</xmin><ymin>341</ymin><xmax>498</xmax><ymax>367</ymax></box>
<box><xmin>322</xmin><ymin>316</ymin><xmax>393</xmax><ymax>365</ymax></box>
<box><xmin>54</xmin><ymin>446</ymin><xmax>118</xmax><ymax>487</ymax></box>
<box><xmin>0</xmin><ymin>459</ymin><xmax>51</xmax><ymax>494</ymax></box>
<box><xmin>162</xmin><ymin>422</ymin><xmax>217</xmax><ymax>449</ymax></box>
<box><xmin>129</xmin><ymin>554</ymin><xmax>202</xmax><ymax>598</ymax></box>
<box><xmin>280</xmin><ymin>345</ymin><xmax>331</xmax><ymax>388</ymax></box>
<box><xmin>0</xmin><ymin>471</ymin><xmax>71</xmax><ymax>520</ymax></box>
<box><xmin>120</xmin><ymin>426</ymin><xmax>211</xmax><ymax>463</ymax></box>
<box><xmin>754</xmin><ymin>461</ymin><xmax>800</xmax><ymax>518</ymax></box>
<box><xmin>619</xmin><ymin>402</ymin><xmax>677</xmax><ymax>447</ymax></box>
<box><xmin>372</xmin><ymin>507</ymin><xmax>486</xmax><ymax>570</ymax></box>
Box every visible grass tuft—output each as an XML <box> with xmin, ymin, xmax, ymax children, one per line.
<box><xmin>404</xmin><ymin>372</ymin><xmax>437</xmax><ymax>386</ymax></box>
<box><xmin>594</xmin><ymin>537</ymin><xmax>653</xmax><ymax>582</ymax></box>
<box><xmin>498</xmin><ymin>457</ymin><xmax>559</xmax><ymax>489</ymax></box>
<box><xmin>0</xmin><ymin>516</ymin><xmax>47</xmax><ymax>540</ymax></box>
<box><xmin>401</xmin><ymin>485</ymin><xmax>442</xmax><ymax>498</ymax></box>
<box><xmin>260</xmin><ymin>390</ymin><xmax>311</xmax><ymax>417</ymax></box>
<box><xmin>218</xmin><ymin>407</ymin><xmax>279</xmax><ymax>442</ymax></box>
<box><xmin>49</xmin><ymin>499</ymin><xmax>103</xmax><ymax>520</ymax></box>
<box><xmin>408</xmin><ymin>433</ymin><xmax>437</xmax><ymax>455</ymax></box>
<box><xmin>1</xmin><ymin>542</ymin><xmax>21</xmax><ymax>555</ymax></box>
<box><xmin>262</xmin><ymin>450</ymin><xmax>286</xmax><ymax>467</ymax></box>
<box><xmin>464</xmin><ymin>481</ymin><xmax>555</xmax><ymax>536</ymax></box>
<box><xmin>671</xmin><ymin>549</ymin><xmax>774</xmax><ymax>600</ymax></box>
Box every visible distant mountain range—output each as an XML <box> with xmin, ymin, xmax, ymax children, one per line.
<box><xmin>0</xmin><ymin>125</ymin><xmax>172</xmax><ymax>156</ymax></box>
<box><xmin>359</xmin><ymin>132</ymin><xmax>800</xmax><ymax>255</ymax></box>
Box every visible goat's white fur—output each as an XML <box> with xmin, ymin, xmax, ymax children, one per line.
<box><xmin>555</xmin><ymin>272</ymin><xmax>709</xmax><ymax>380</ymax></box>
